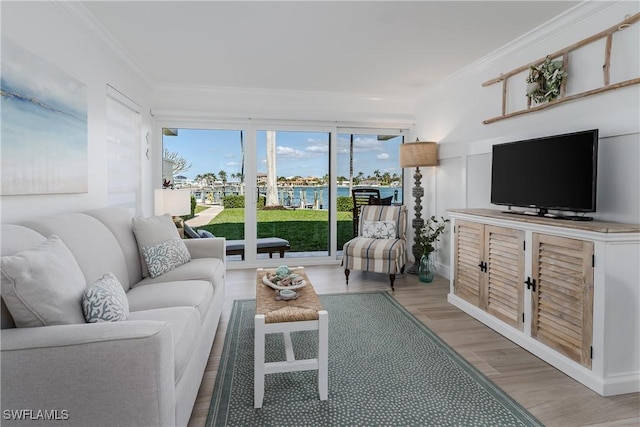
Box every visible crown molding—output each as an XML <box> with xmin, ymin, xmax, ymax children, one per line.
<box><xmin>150</xmin><ymin>109</ymin><xmax>415</xmax><ymax>128</ymax></box>
<box><xmin>53</xmin><ymin>1</ymin><xmax>151</xmax><ymax>85</ymax></box>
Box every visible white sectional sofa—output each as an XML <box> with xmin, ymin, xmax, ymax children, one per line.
<box><xmin>0</xmin><ymin>207</ymin><xmax>225</xmax><ymax>426</ymax></box>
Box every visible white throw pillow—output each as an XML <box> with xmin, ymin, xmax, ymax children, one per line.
<box><xmin>141</xmin><ymin>238</ymin><xmax>191</xmax><ymax>278</ymax></box>
<box><xmin>362</xmin><ymin>220</ymin><xmax>397</xmax><ymax>239</ymax></box>
<box><xmin>132</xmin><ymin>214</ymin><xmax>182</xmax><ymax>277</ymax></box>
<box><xmin>83</xmin><ymin>272</ymin><xmax>129</xmax><ymax>323</ymax></box>
<box><xmin>0</xmin><ymin>235</ymin><xmax>86</xmax><ymax>327</ymax></box>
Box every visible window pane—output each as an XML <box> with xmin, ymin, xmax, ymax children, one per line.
<box><xmin>256</xmin><ymin>130</ymin><xmax>330</xmax><ymax>258</ymax></box>
<box><xmin>162</xmin><ymin>128</ymin><xmax>245</xmax><ymax>261</ymax></box>
<box><xmin>337</xmin><ymin>133</ymin><xmax>404</xmax><ymax>244</ymax></box>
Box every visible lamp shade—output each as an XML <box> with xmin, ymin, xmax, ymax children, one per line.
<box><xmin>399</xmin><ymin>141</ymin><xmax>438</xmax><ymax>168</ymax></box>
<box><xmin>154</xmin><ymin>189</ymin><xmax>191</xmax><ymax>216</ymax></box>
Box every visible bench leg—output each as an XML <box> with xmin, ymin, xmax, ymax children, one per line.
<box><xmin>318</xmin><ymin>310</ymin><xmax>328</xmax><ymax>400</ymax></box>
<box><xmin>254</xmin><ymin>315</ymin><xmax>266</xmax><ymax>408</ymax></box>
<box><xmin>344</xmin><ymin>269</ymin><xmax>350</xmax><ymax>285</ymax></box>
<box><xmin>389</xmin><ymin>274</ymin><xmax>395</xmax><ymax>291</ymax></box>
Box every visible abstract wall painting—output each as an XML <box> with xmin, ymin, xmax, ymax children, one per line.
<box><xmin>1</xmin><ymin>37</ymin><xmax>88</xmax><ymax>195</ymax></box>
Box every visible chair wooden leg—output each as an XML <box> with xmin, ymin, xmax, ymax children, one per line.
<box><xmin>400</xmin><ymin>264</ymin><xmax>405</xmax><ymax>274</ymax></box>
<box><xmin>389</xmin><ymin>274</ymin><xmax>395</xmax><ymax>291</ymax></box>
<box><xmin>344</xmin><ymin>269</ymin><xmax>350</xmax><ymax>285</ymax></box>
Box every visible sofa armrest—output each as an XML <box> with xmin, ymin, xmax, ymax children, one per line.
<box><xmin>1</xmin><ymin>321</ymin><xmax>175</xmax><ymax>426</ymax></box>
<box><xmin>183</xmin><ymin>237</ymin><xmax>225</xmax><ymax>261</ymax></box>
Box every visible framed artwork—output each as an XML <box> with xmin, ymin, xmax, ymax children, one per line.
<box><xmin>1</xmin><ymin>37</ymin><xmax>88</xmax><ymax>195</ymax></box>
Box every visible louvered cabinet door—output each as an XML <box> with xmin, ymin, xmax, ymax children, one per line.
<box><xmin>453</xmin><ymin>220</ymin><xmax>485</xmax><ymax>307</ymax></box>
<box><xmin>484</xmin><ymin>226</ymin><xmax>525</xmax><ymax>330</ymax></box>
<box><xmin>531</xmin><ymin>234</ymin><xmax>594</xmax><ymax>368</ymax></box>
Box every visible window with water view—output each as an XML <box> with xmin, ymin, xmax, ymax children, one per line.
<box><xmin>162</xmin><ymin>127</ymin><xmax>404</xmax><ymax>262</ymax></box>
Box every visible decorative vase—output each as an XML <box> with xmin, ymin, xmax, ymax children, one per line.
<box><xmin>418</xmin><ymin>252</ymin><xmax>436</xmax><ymax>283</ymax></box>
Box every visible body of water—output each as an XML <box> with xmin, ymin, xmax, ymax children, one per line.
<box><xmin>267</xmin><ymin>186</ymin><xmax>403</xmax><ymax>208</ymax></box>
<box><xmin>192</xmin><ymin>185</ymin><xmax>403</xmax><ymax>207</ymax></box>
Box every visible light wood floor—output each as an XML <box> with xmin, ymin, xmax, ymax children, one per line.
<box><xmin>188</xmin><ymin>265</ymin><xmax>640</xmax><ymax>427</ymax></box>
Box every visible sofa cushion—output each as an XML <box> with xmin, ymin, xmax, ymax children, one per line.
<box><xmin>83</xmin><ymin>273</ymin><xmax>129</xmax><ymax>323</ymax></box>
<box><xmin>128</xmin><ymin>307</ymin><xmax>201</xmax><ymax>383</ymax></box>
<box><xmin>1</xmin><ymin>235</ymin><xmax>86</xmax><ymax>327</ymax></box>
<box><xmin>142</xmin><ymin>238</ymin><xmax>191</xmax><ymax>278</ymax></box>
<box><xmin>0</xmin><ymin>224</ymin><xmax>48</xmax><ymax>329</ymax></box>
<box><xmin>134</xmin><ymin>258</ymin><xmax>224</xmax><ymax>293</ymax></box>
<box><xmin>21</xmin><ymin>213</ymin><xmax>130</xmax><ymax>289</ymax></box>
<box><xmin>343</xmin><ymin>236</ymin><xmax>406</xmax><ymax>274</ymax></box>
<box><xmin>127</xmin><ymin>280</ymin><xmax>213</xmax><ymax>323</ymax></box>
<box><xmin>132</xmin><ymin>214</ymin><xmax>181</xmax><ymax>278</ymax></box>
<box><xmin>85</xmin><ymin>207</ymin><xmax>143</xmax><ymax>289</ymax></box>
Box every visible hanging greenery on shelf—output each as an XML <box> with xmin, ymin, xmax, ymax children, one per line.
<box><xmin>525</xmin><ymin>56</ymin><xmax>568</xmax><ymax>104</ymax></box>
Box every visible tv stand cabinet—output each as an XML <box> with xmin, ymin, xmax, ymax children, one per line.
<box><xmin>448</xmin><ymin>209</ymin><xmax>640</xmax><ymax>396</ymax></box>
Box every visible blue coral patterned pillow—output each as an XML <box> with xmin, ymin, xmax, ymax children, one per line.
<box><xmin>142</xmin><ymin>238</ymin><xmax>191</xmax><ymax>278</ymax></box>
<box><xmin>82</xmin><ymin>273</ymin><xmax>129</xmax><ymax>323</ymax></box>
<box><xmin>362</xmin><ymin>220</ymin><xmax>397</xmax><ymax>239</ymax></box>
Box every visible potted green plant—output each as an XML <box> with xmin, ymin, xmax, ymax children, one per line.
<box><xmin>417</xmin><ymin>215</ymin><xmax>450</xmax><ymax>282</ymax></box>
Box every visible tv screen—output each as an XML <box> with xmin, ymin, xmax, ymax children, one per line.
<box><xmin>491</xmin><ymin>129</ymin><xmax>598</xmax><ymax>215</ymax></box>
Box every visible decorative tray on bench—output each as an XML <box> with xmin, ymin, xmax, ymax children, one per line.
<box><xmin>262</xmin><ymin>266</ymin><xmax>307</xmax><ymax>290</ymax></box>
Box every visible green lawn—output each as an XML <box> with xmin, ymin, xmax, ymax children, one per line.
<box><xmin>195</xmin><ymin>208</ymin><xmax>354</xmax><ymax>252</ymax></box>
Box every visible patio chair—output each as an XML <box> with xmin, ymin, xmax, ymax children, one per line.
<box><xmin>342</xmin><ymin>204</ymin><xmax>407</xmax><ymax>291</ymax></box>
<box><xmin>351</xmin><ymin>188</ymin><xmax>380</xmax><ymax>236</ymax></box>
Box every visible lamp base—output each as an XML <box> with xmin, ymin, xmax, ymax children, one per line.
<box><xmin>407</xmin><ymin>166</ymin><xmax>425</xmax><ymax>275</ymax></box>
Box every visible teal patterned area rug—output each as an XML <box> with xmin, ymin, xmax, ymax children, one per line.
<box><xmin>207</xmin><ymin>292</ymin><xmax>542</xmax><ymax>427</ymax></box>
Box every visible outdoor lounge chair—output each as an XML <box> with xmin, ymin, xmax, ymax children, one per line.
<box><xmin>184</xmin><ymin>224</ymin><xmax>290</xmax><ymax>260</ymax></box>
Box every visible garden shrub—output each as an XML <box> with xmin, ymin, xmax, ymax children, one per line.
<box><xmin>337</xmin><ymin>196</ymin><xmax>353</xmax><ymax>212</ymax></box>
<box><xmin>223</xmin><ymin>195</ymin><xmax>244</xmax><ymax>208</ymax></box>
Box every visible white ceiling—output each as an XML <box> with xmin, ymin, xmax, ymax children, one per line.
<box><xmin>82</xmin><ymin>1</ymin><xmax>580</xmax><ymax>99</ymax></box>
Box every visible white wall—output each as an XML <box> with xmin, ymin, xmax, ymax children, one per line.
<box><xmin>414</xmin><ymin>1</ymin><xmax>640</xmax><ymax>276</ymax></box>
<box><xmin>1</xmin><ymin>2</ymin><xmax>154</xmax><ymax>223</ymax></box>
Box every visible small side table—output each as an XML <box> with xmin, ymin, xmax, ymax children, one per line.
<box><xmin>254</xmin><ymin>268</ymin><xmax>328</xmax><ymax>408</ymax></box>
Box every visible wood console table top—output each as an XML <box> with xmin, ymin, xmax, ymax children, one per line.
<box><xmin>448</xmin><ymin>208</ymin><xmax>640</xmax><ymax>234</ymax></box>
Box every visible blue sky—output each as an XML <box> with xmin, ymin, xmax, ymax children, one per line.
<box><xmin>162</xmin><ymin>128</ymin><xmax>403</xmax><ymax>180</ymax></box>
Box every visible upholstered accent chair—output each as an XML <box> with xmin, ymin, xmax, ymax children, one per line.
<box><xmin>342</xmin><ymin>204</ymin><xmax>407</xmax><ymax>290</ymax></box>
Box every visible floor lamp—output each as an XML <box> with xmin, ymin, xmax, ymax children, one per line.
<box><xmin>399</xmin><ymin>141</ymin><xmax>438</xmax><ymax>274</ymax></box>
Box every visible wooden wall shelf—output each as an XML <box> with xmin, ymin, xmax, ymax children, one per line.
<box><xmin>482</xmin><ymin>13</ymin><xmax>640</xmax><ymax>124</ymax></box>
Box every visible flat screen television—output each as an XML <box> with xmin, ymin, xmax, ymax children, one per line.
<box><xmin>490</xmin><ymin>129</ymin><xmax>598</xmax><ymax>220</ymax></box>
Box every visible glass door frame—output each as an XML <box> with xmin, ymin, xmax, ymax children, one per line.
<box><xmin>156</xmin><ymin>118</ymin><xmax>410</xmax><ymax>269</ymax></box>
<box><xmin>247</xmin><ymin>121</ymin><xmax>338</xmax><ymax>266</ymax></box>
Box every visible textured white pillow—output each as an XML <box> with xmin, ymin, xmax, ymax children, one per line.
<box><xmin>362</xmin><ymin>220</ymin><xmax>397</xmax><ymax>239</ymax></box>
<box><xmin>132</xmin><ymin>214</ymin><xmax>181</xmax><ymax>277</ymax></box>
<box><xmin>0</xmin><ymin>235</ymin><xmax>86</xmax><ymax>327</ymax></box>
<box><xmin>141</xmin><ymin>238</ymin><xmax>191</xmax><ymax>278</ymax></box>
<box><xmin>83</xmin><ymin>273</ymin><xmax>129</xmax><ymax>323</ymax></box>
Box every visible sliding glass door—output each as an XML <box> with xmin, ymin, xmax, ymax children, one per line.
<box><xmin>160</xmin><ymin>122</ymin><xmax>408</xmax><ymax>265</ymax></box>
<box><xmin>162</xmin><ymin>127</ymin><xmax>246</xmax><ymax>262</ymax></box>
<box><xmin>255</xmin><ymin>129</ymin><xmax>331</xmax><ymax>259</ymax></box>
<box><xmin>336</xmin><ymin>131</ymin><xmax>405</xmax><ymax>252</ymax></box>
